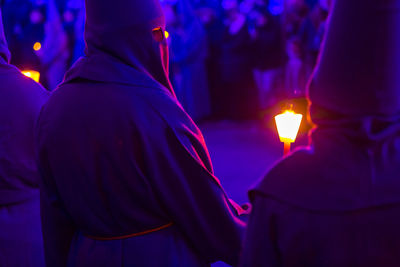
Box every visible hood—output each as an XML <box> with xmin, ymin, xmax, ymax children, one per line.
<box><xmin>308</xmin><ymin>0</ymin><xmax>400</xmax><ymax>120</ymax></box>
<box><xmin>251</xmin><ymin>0</ymin><xmax>400</xmax><ymax>211</ymax></box>
<box><xmin>0</xmin><ymin>6</ymin><xmax>11</xmax><ymax>63</ymax></box>
<box><xmin>64</xmin><ymin>0</ymin><xmax>173</xmax><ymax>94</ymax></box>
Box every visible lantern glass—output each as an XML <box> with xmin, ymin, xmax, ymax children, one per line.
<box><xmin>275</xmin><ymin>110</ymin><xmax>303</xmax><ymax>143</ymax></box>
<box><xmin>22</xmin><ymin>70</ymin><xmax>41</xmax><ymax>83</ymax></box>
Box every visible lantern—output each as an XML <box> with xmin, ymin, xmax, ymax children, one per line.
<box><xmin>275</xmin><ymin>108</ymin><xmax>303</xmax><ymax>155</ymax></box>
<box><xmin>33</xmin><ymin>42</ymin><xmax>42</xmax><ymax>51</ymax></box>
<box><xmin>22</xmin><ymin>70</ymin><xmax>41</xmax><ymax>83</ymax></box>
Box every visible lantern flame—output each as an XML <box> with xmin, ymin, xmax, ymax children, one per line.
<box><xmin>275</xmin><ymin>110</ymin><xmax>303</xmax><ymax>143</ymax></box>
<box><xmin>22</xmin><ymin>70</ymin><xmax>41</xmax><ymax>83</ymax></box>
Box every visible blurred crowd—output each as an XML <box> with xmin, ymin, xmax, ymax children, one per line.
<box><xmin>2</xmin><ymin>0</ymin><xmax>331</xmax><ymax>121</ymax></box>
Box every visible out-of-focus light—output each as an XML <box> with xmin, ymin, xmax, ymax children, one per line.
<box><xmin>275</xmin><ymin>109</ymin><xmax>302</xmax><ymax>155</ymax></box>
<box><xmin>22</xmin><ymin>70</ymin><xmax>41</xmax><ymax>83</ymax></box>
<box><xmin>33</xmin><ymin>42</ymin><xmax>42</xmax><ymax>51</ymax></box>
<box><xmin>165</xmin><ymin>30</ymin><xmax>170</xmax><ymax>39</ymax></box>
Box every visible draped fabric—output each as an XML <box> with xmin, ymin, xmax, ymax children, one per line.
<box><xmin>36</xmin><ymin>1</ymin><xmax>245</xmax><ymax>266</ymax></box>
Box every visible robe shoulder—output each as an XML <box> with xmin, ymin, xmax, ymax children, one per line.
<box><xmin>0</xmin><ymin>64</ymin><xmax>48</xmax><ymax>108</ymax></box>
<box><xmin>250</xmin><ymin>145</ymin><xmax>376</xmax><ymax>212</ymax></box>
<box><xmin>0</xmin><ymin>63</ymin><xmax>48</xmax><ymax>204</ymax></box>
<box><xmin>44</xmin><ymin>81</ymin><xmax>213</xmax><ymax>173</ymax></box>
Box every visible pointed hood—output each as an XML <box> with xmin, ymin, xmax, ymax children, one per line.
<box><xmin>308</xmin><ymin>0</ymin><xmax>400</xmax><ymax>120</ymax></box>
<box><xmin>0</xmin><ymin>6</ymin><xmax>11</xmax><ymax>63</ymax></box>
<box><xmin>64</xmin><ymin>0</ymin><xmax>173</xmax><ymax>94</ymax></box>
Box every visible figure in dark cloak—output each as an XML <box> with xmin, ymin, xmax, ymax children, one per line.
<box><xmin>36</xmin><ymin>0</ymin><xmax>246</xmax><ymax>266</ymax></box>
<box><xmin>241</xmin><ymin>0</ymin><xmax>400</xmax><ymax>266</ymax></box>
<box><xmin>0</xmin><ymin>4</ymin><xmax>48</xmax><ymax>266</ymax></box>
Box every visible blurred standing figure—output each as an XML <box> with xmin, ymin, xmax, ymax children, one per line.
<box><xmin>242</xmin><ymin>0</ymin><xmax>400</xmax><ymax>266</ymax></box>
<box><xmin>283</xmin><ymin>0</ymin><xmax>309</xmax><ymax>96</ymax></box>
<box><xmin>0</xmin><ymin>4</ymin><xmax>48</xmax><ymax>266</ymax></box>
<box><xmin>217</xmin><ymin>0</ymin><xmax>258</xmax><ymax>120</ymax></box>
<box><xmin>165</xmin><ymin>0</ymin><xmax>212</xmax><ymax>122</ymax></box>
<box><xmin>36</xmin><ymin>0</ymin><xmax>245</xmax><ymax>266</ymax></box>
<box><xmin>249</xmin><ymin>4</ymin><xmax>284</xmax><ymax>110</ymax></box>
<box><xmin>298</xmin><ymin>0</ymin><xmax>328</xmax><ymax>84</ymax></box>
<box><xmin>36</xmin><ymin>0</ymin><xmax>69</xmax><ymax>90</ymax></box>
<box><xmin>60</xmin><ymin>0</ymin><xmax>86</xmax><ymax>67</ymax></box>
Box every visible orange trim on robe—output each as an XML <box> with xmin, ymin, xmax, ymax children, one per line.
<box><xmin>86</xmin><ymin>222</ymin><xmax>174</xmax><ymax>241</ymax></box>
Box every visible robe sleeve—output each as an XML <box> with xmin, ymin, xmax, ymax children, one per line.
<box><xmin>240</xmin><ymin>194</ymin><xmax>281</xmax><ymax>267</ymax></box>
<box><xmin>142</xmin><ymin>110</ymin><xmax>246</xmax><ymax>265</ymax></box>
<box><xmin>36</xmin><ymin>116</ymin><xmax>76</xmax><ymax>267</ymax></box>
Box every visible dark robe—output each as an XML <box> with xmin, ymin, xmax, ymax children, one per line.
<box><xmin>36</xmin><ymin>1</ymin><xmax>245</xmax><ymax>266</ymax></box>
<box><xmin>241</xmin><ymin>0</ymin><xmax>400</xmax><ymax>266</ymax></box>
<box><xmin>0</xmin><ymin>8</ymin><xmax>48</xmax><ymax>267</ymax></box>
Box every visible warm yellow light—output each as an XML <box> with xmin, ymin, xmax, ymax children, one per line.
<box><xmin>33</xmin><ymin>42</ymin><xmax>42</xmax><ymax>51</ymax></box>
<box><xmin>275</xmin><ymin>110</ymin><xmax>303</xmax><ymax>143</ymax></box>
<box><xmin>165</xmin><ymin>31</ymin><xmax>170</xmax><ymax>39</ymax></box>
<box><xmin>22</xmin><ymin>70</ymin><xmax>41</xmax><ymax>83</ymax></box>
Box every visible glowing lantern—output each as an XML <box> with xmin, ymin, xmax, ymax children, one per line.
<box><xmin>22</xmin><ymin>70</ymin><xmax>41</xmax><ymax>83</ymax></box>
<box><xmin>275</xmin><ymin>108</ymin><xmax>303</xmax><ymax>155</ymax></box>
<box><xmin>33</xmin><ymin>42</ymin><xmax>42</xmax><ymax>51</ymax></box>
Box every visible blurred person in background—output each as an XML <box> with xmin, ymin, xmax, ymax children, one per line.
<box><xmin>35</xmin><ymin>0</ymin><xmax>69</xmax><ymax>90</ymax></box>
<box><xmin>248</xmin><ymin>1</ymin><xmax>284</xmax><ymax>111</ymax></box>
<box><xmin>216</xmin><ymin>0</ymin><xmax>258</xmax><ymax>120</ymax></box>
<box><xmin>298</xmin><ymin>0</ymin><xmax>329</xmax><ymax>86</ymax></box>
<box><xmin>241</xmin><ymin>0</ymin><xmax>400</xmax><ymax>265</ymax></box>
<box><xmin>283</xmin><ymin>0</ymin><xmax>309</xmax><ymax>96</ymax></box>
<box><xmin>164</xmin><ymin>0</ymin><xmax>211</xmax><ymax>122</ymax></box>
<box><xmin>0</xmin><ymin>2</ymin><xmax>48</xmax><ymax>266</ymax></box>
<box><xmin>60</xmin><ymin>0</ymin><xmax>85</xmax><ymax>67</ymax></box>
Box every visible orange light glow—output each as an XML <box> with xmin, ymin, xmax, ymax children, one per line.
<box><xmin>33</xmin><ymin>42</ymin><xmax>42</xmax><ymax>51</ymax></box>
<box><xmin>275</xmin><ymin>110</ymin><xmax>303</xmax><ymax>143</ymax></box>
<box><xmin>22</xmin><ymin>70</ymin><xmax>41</xmax><ymax>82</ymax></box>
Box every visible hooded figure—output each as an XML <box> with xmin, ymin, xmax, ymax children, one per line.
<box><xmin>0</xmin><ymin>5</ymin><xmax>48</xmax><ymax>266</ymax></box>
<box><xmin>36</xmin><ymin>0</ymin><xmax>245</xmax><ymax>266</ymax></box>
<box><xmin>241</xmin><ymin>0</ymin><xmax>400</xmax><ymax>266</ymax></box>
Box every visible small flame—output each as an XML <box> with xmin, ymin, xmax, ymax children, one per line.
<box><xmin>165</xmin><ymin>31</ymin><xmax>170</xmax><ymax>39</ymax></box>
